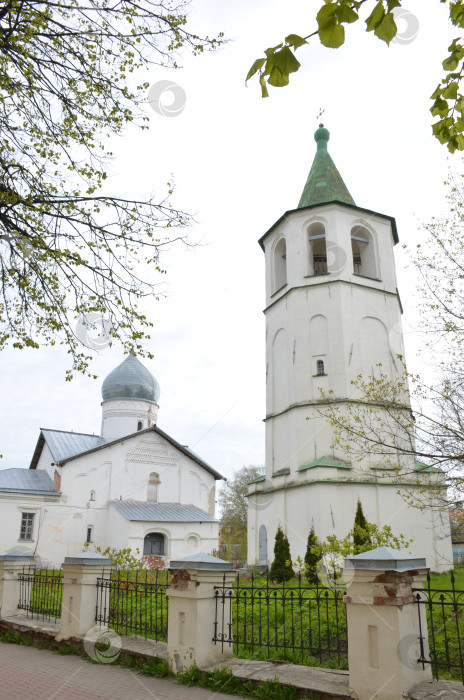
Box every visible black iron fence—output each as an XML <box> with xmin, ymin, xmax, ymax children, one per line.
<box><xmin>18</xmin><ymin>567</ymin><xmax>63</xmax><ymax>622</ymax></box>
<box><xmin>213</xmin><ymin>572</ymin><xmax>347</xmax><ymax>667</ymax></box>
<box><xmin>95</xmin><ymin>569</ymin><xmax>170</xmax><ymax>641</ymax></box>
<box><xmin>413</xmin><ymin>571</ymin><xmax>464</xmax><ymax>684</ymax></box>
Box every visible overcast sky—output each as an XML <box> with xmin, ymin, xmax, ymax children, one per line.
<box><xmin>0</xmin><ymin>0</ymin><xmax>456</xmax><ymax>486</ymax></box>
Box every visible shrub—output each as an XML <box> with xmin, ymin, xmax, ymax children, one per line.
<box><xmin>269</xmin><ymin>527</ymin><xmax>294</xmax><ymax>582</ymax></box>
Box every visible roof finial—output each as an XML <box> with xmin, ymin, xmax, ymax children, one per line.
<box><xmin>317</xmin><ymin>107</ymin><xmax>325</xmax><ymax>128</ymax></box>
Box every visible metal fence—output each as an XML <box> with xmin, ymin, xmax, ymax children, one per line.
<box><xmin>95</xmin><ymin>569</ymin><xmax>170</xmax><ymax>641</ymax></box>
<box><xmin>413</xmin><ymin>571</ymin><xmax>464</xmax><ymax>684</ymax></box>
<box><xmin>213</xmin><ymin>572</ymin><xmax>347</xmax><ymax>667</ymax></box>
<box><xmin>18</xmin><ymin>567</ymin><xmax>63</xmax><ymax>622</ymax></box>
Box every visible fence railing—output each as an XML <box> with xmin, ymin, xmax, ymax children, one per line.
<box><xmin>95</xmin><ymin>569</ymin><xmax>170</xmax><ymax>641</ymax></box>
<box><xmin>413</xmin><ymin>571</ymin><xmax>464</xmax><ymax>684</ymax></box>
<box><xmin>213</xmin><ymin>572</ymin><xmax>347</xmax><ymax>667</ymax></box>
<box><xmin>17</xmin><ymin>567</ymin><xmax>63</xmax><ymax>622</ymax></box>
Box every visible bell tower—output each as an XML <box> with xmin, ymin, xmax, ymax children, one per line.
<box><xmin>247</xmin><ymin>126</ymin><xmax>453</xmax><ymax>571</ymax></box>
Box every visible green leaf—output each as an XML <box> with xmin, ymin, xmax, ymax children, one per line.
<box><xmin>432</xmin><ymin>116</ymin><xmax>453</xmax><ymax>144</ymax></box>
<box><xmin>336</xmin><ymin>4</ymin><xmax>358</xmax><ymax>24</ymax></box>
<box><xmin>431</xmin><ymin>97</ymin><xmax>450</xmax><ymax>118</ymax></box>
<box><xmin>386</xmin><ymin>0</ymin><xmax>401</xmax><ymax>11</ymax></box>
<box><xmin>450</xmin><ymin>2</ymin><xmax>464</xmax><ymax>28</ymax></box>
<box><xmin>267</xmin><ymin>65</ymin><xmax>290</xmax><ymax>87</ymax></box>
<box><xmin>264</xmin><ymin>43</ymin><xmax>283</xmax><ymax>58</ymax></box>
<box><xmin>259</xmin><ymin>74</ymin><xmax>269</xmax><ymax>98</ymax></box>
<box><xmin>374</xmin><ymin>12</ymin><xmax>397</xmax><ymax>44</ymax></box>
<box><xmin>271</xmin><ymin>45</ymin><xmax>301</xmax><ymax>75</ymax></box>
<box><xmin>443</xmin><ymin>80</ymin><xmax>459</xmax><ymax>100</ymax></box>
<box><xmin>366</xmin><ymin>2</ymin><xmax>385</xmax><ymax>31</ymax></box>
<box><xmin>245</xmin><ymin>58</ymin><xmax>266</xmax><ymax>83</ymax></box>
<box><xmin>285</xmin><ymin>33</ymin><xmax>307</xmax><ymax>49</ymax></box>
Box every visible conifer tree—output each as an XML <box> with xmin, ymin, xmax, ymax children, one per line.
<box><xmin>353</xmin><ymin>500</ymin><xmax>372</xmax><ymax>552</ymax></box>
<box><xmin>304</xmin><ymin>525</ymin><xmax>321</xmax><ymax>583</ymax></box>
<box><xmin>269</xmin><ymin>526</ymin><xmax>294</xmax><ymax>582</ymax></box>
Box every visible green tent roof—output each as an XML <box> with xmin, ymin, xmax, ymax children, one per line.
<box><xmin>298</xmin><ymin>125</ymin><xmax>355</xmax><ymax>208</ymax></box>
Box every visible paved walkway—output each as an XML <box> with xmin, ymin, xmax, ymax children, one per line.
<box><xmin>0</xmin><ymin>643</ymin><xmax>241</xmax><ymax>700</ymax></box>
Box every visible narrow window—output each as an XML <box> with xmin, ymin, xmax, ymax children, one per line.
<box><xmin>137</xmin><ymin>421</ymin><xmax>143</xmax><ymax>431</ymax></box>
<box><xmin>316</xmin><ymin>359</ymin><xmax>325</xmax><ymax>376</ymax></box>
<box><xmin>19</xmin><ymin>513</ymin><xmax>34</xmax><ymax>541</ymax></box>
<box><xmin>273</xmin><ymin>238</ymin><xmax>287</xmax><ymax>291</ymax></box>
<box><xmin>89</xmin><ymin>490</ymin><xmax>96</xmax><ymax>502</ymax></box>
<box><xmin>54</xmin><ymin>469</ymin><xmax>61</xmax><ymax>491</ymax></box>
<box><xmin>351</xmin><ymin>226</ymin><xmax>377</xmax><ymax>278</ymax></box>
<box><xmin>86</xmin><ymin>526</ymin><xmax>93</xmax><ymax>543</ymax></box>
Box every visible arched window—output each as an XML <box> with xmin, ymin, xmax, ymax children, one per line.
<box><xmin>137</xmin><ymin>421</ymin><xmax>143</xmax><ymax>431</ymax></box>
<box><xmin>143</xmin><ymin>532</ymin><xmax>165</xmax><ymax>556</ymax></box>
<box><xmin>86</xmin><ymin>526</ymin><xmax>93</xmax><ymax>543</ymax></box>
<box><xmin>351</xmin><ymin>226</ymin><xmax>377</xmax><ymax>278</ymax></box>
<box><xmin>316</xmin><ymin>359</ymin><xmax>325</xmax><ymax>376</ymax></box>
<box><xmin>89</xmin><ymin>490</ymin><xmax>96</xmax><ymax>502</ymax></box>
<box><xmin>308</xmin><ymin>222</ymin><xmax>327</xmax><ymax>275</ymax></box>
<box><xmin>273</xmin><ymin>238</ymin><xmax>287</xmax><ymax>291</ymax></box>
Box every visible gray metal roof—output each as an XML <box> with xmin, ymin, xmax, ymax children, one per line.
<box><xmin>102</xmin><ymin>355</ymin><xmax>160</xmax><ymax>403</ymax></box>
<box><xmin>111</xmin><ymin>500</ymin><xmax>217</xmax><ymax>522</ymax></box>
<box><xmin>57</xmin><ymin>425</ymin><xmax>225</xmax><ymax>481</ymax></box>
<box><xmin>42</xmin><ymin>429</ymin><xmax>107</xmax><ymax>463</ymax></box>
<box><xmin>0</xmin><ymin>469</ymin><xmax>59</xmax><ymax>495</ymax></box>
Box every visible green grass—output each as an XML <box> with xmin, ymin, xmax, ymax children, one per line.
<box><xmin>416</xmin><ymin>566</ymin><xmax>464</xmax><ymax>682</ymax></box>
<box><xmin>230</xmin><ymin>575</ymin><xmax>347</xmax><ymax>669</ymax></box>
<box><xmin>177</xmin><ymin>665</ymin><xmax>318</xmax><ymax>700</ymax></box>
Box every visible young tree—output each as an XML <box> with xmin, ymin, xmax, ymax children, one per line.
<box><xmin>218</xmin><ymin>465</ymin><xmax>264</xmax><ymax>560</ymax></box>
<box><xmin>246</xmin><ymin>1</ymin><xmax>464</xmax><ymax>153</ymax></box>
<box><xmin>314</xmin><ymin>522</ymin><xmax>411</xmax><ymax>576</ymax></box>
<box><xmin>304</xmin><ymin>525</ymin><xmax>321</xmax><ymax>583</ymax></box>
<box><xmin>0</xmin><ymin>0</ymin><xmax>222</xmax><ymax>377</ymax></box>
<box><xmin>269</xmin><ymin>526</ymin><xmax>294</xmax><ymax>582</ymax></box>
<box><xmin>353</xmin><ymin>500</ymin><xmax>371</xmax><ymax>550</ymax></box>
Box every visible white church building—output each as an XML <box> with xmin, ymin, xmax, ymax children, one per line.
<box><xmin>247</xmin><ymin>125</ymin><xmax>453</xmax><ymax>572</ymax></box>
<box><xmin>0</xmin><ymin>355</ymin><xmax>223</xmax><ymax>567</ymax></box>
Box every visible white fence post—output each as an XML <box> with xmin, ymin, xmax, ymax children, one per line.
<box><xmin>56</xmin><ymin>552</ymin><xmax>112</xmax><ymax>640</ymax></box>
<box><xmin>0</xmin><ymin>551</ymin><xmax>35</xmax><ymax>618</ymax></box>
<box><xmin>343</xmin><ymin>546</ymin><xmax>432</xmax><ymax>700</ymax></box>
<box><xmin>166</xmin><ymin>552</ymin><xmax>235</xmax><ymax>673</ymax></box>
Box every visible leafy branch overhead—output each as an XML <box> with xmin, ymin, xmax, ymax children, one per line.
<box><xmin>0</xmin><ymin>0</ymin><xmax>223</xmax><ymax>377</ymax></box>
<box><xmin>246</xmin><ymin>0</ymin><xmax>464</xmax><ymax>153</ymax></box>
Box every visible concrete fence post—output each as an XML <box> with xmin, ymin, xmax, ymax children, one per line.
<box><xmin>166</xmin><ymin>552</ymin><xmax>236</xmax><ymax>673</ymax></box>
<box><xmin>343</xmin><ymin>546</ymin><xmax>432</xmax><ymax>700</ymax></box>
<box><xmin>56</xmin><ymin>552</ymin><xmax>112</xmax><ymax>641</ymax></box>
<box><xmin>0</xmin><ymin>551</ymin><xmax>35</xmax><ymax>618</ymax></box>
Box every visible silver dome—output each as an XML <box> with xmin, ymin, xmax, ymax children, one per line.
<box><xmin>101</xmin><ymin>355</ymin><xmax>160</xmax><ymax>403</ymax></box>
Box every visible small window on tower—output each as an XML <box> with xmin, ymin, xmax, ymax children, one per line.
<box><xmin>89</xmin><ymin>490</ymin><xmax>95</xmax><ymax>502</ymax></box>
<box><xmin>316</xmin><ymin>359</ymin><xmax>325</xmax><ymax>376</ymax></box>
<box><xmin>137</xmin><ymin>421</ymin><xmax>143</xmax><ymax>431</ymax></box>
<box><xmin>86</xmin><ymin>526</ymin><xmax>93</xmax><ymax>543</ymax></box>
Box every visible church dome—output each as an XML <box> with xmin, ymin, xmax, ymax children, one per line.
<box><xmin>101</xmin><ymin>355</ymin><xmax>160</xmax><ymax>403</ymax></box>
